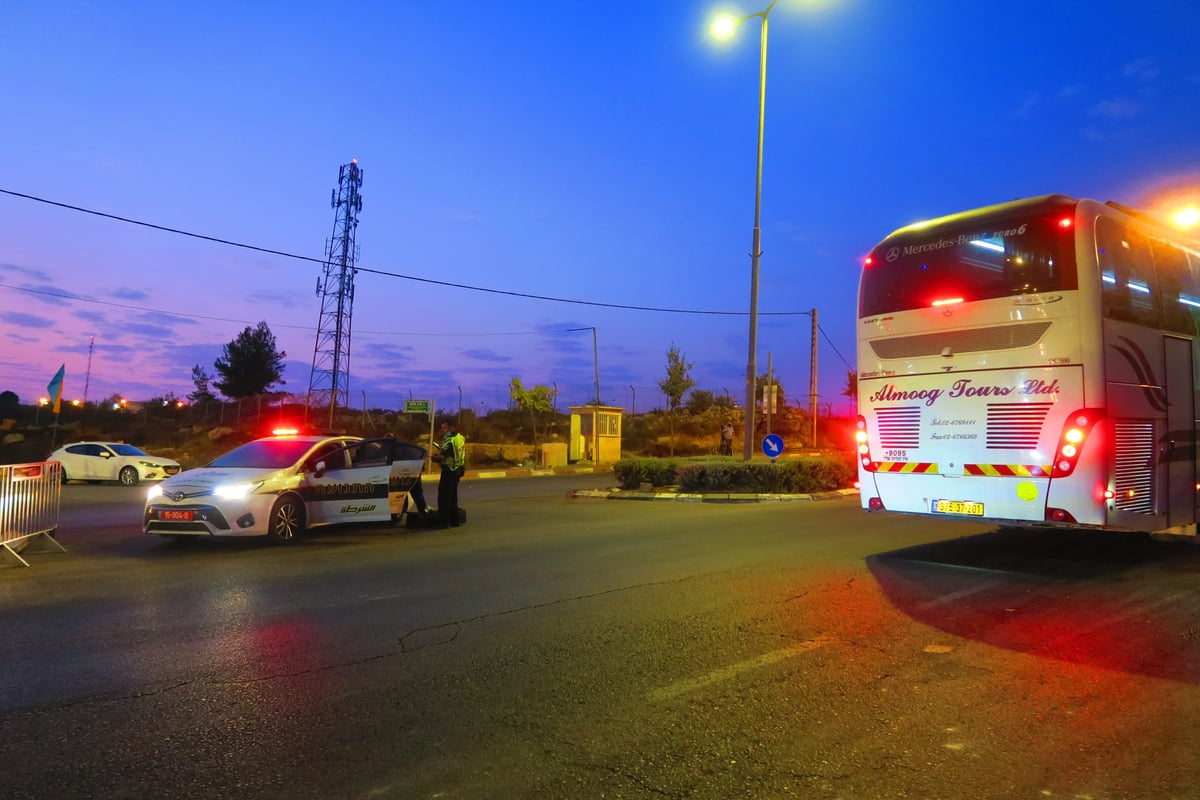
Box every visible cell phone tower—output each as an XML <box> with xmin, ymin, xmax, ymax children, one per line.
<box><xmin>306</xmin><ymin>159</ymin><xmax>363</xmax><ymax>428</ymax></box>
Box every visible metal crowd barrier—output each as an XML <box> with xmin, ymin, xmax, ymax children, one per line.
<box><xmin>1</xmin><ymin>461</ymin><xmax>66</xmax><ymax>567</ymax></box>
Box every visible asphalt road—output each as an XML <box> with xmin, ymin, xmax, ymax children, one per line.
<box><xmin>4</xmin><ymin>477</ymin><xmax>1200</xmax><ymax>799</ymax></box>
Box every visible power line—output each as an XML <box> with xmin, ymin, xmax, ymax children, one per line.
<box><xmin>0</xmin><ymin>187</ymin><xmax>856</xmax><ymax>370</ymax></box>
<box><xmin>0</xmin><ymin>282</ymin><xmax>580</xmax><ymax>337</ymax></box>
<box><xmin>0</xmin><ymin>187</ymin><xmax>812</xmax><ymax>317</ymax></box>
<box><xmin>0</xmin><ymin>279</ymin><xmax>854</xmax><ymax>369</ymax></box>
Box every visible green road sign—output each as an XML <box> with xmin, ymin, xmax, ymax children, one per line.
<box><xmin>404</xmin><ymin>400</ymin><xmax>431</xmax><ymax>415</ymax></box>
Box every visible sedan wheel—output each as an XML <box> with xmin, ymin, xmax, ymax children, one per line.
<box><xmin>267</xmin><ymin>496</ymin><xmax>304</xmax><ymax>544</ymax></box>
<box><xmin>119</xmin><ymin>466</ymin><xmax>140</xmax><ymax>486</ymax></box>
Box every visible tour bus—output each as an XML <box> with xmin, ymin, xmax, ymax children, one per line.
<box><xmin>856</xmin><ymin>194</ymin><xmax>1200</xmax><ymax>535</ymax></box>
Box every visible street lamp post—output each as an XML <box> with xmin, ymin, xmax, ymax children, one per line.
<box><xmin>714</xmin><ymin>0</ymin><xmax>778</xmax><ymax>461</ymax></box>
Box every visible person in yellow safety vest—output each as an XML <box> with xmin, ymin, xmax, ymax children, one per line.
<box><xmin>431</xmin><ymin>418</ymin><xmax>466</xmax><ymax>528</ymax></box>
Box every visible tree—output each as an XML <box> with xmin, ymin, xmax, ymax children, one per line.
<box><xmin>658</xmin><ymin>345</ymin><xmax>696</xmax><ymax>456</ymax></box>
<box><xmin>189</xmin><ymin>365</ymin><xmax>216</xmax><ymax>404</ymax></box>
<box><xmin>685</xmin><ymin>388</ymin><xmax>716</xmax><ymax>415</ymax></box>
<box><xmin>843</xmin><ymin>370</ymin><xmax>858</xmax><ymax>398</ymax></box>
<box><xmin>0</xmin><ymin>390</ymin><xmax>19</xmax><ymax>421</ymax></box>
<box><xmin>509</xmin><ymin>377</ymin><xmax>555</xmax><ymax>443</ymax></box>
<box><xmin>212</xmin><ymin>321</ymin><xmax>286</xmax><ymax>399</ymax></box>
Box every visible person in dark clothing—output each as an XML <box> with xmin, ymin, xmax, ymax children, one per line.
<box><xmin>408</xmin><ymin>468</ymin><xmax>434</xmax><ymax>519</ymax></box>
<box><xmin>719</xmin><ymin>422</ymin><xmax>734</xmax><ymax>456</ymax></box>
<box><xmin>431</xmin><ymin>418</ymin><xmax>466</xmax><ymax>528</ymax></box>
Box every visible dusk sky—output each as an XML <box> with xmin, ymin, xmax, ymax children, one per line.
<box><xmin>3</xmin><ymin>1</ymin><xmax>1198</xmax><ymax>420</ymax></box>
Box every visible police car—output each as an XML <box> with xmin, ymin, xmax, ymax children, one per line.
<box><xmin>143</xmin><ymin>431</ymin><xmax>427</xmax><ymax>543</ymax></box>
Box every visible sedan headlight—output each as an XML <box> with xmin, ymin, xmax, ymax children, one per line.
<box><xmin>213</xmin><ymin>481</ymin><xmax>264</xmax><ymax>499</ymax></box>
<box><xmin>139</xmin><ymin>460</ymin><xmax>163</xmax><ymax>469</ymax></box>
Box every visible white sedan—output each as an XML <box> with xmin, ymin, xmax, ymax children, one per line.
<box><xmin>47</xmin><ymin>441</ymin><xmax>182</xmax><ymax>486</ymax></box>
<box><xmin>143</xmin><ymin>433</ymin><xmax>427</xmax><ymax>543</ymax></box>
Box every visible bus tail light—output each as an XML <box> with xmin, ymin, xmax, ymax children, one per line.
<box><xmin>868</xmin><ymin>497</ymin><xmax>885</xmax><ymax>511</ymax></box>
<box><xmin>1046</xmin><ymin>507</ymin><xmax>1078</xmax><ymax>523</ymax></box>
<box><xmin>855</xmin><ymin>416</ymin><xmax>876</xmax><ymax>471</ymax></box>
<box><xmin>1050</xmin><ymin>408</ymin><xmax>1103</xmax><ymax>478</ymax></box>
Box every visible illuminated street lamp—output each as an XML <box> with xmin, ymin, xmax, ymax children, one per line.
<box><xmin>1173</xmin><ymin>206</ymin><xmax>1200</xmax><ymax>229</ymax></box>
<box><xmin>711</xmin><ymin>0</ymin><xmax>778</xmax><ymax>460</ymax></box>
<box><xmin>36</xmin><ymin>396</ymin><xmax>48</xmax><ymax>426</ymax></box>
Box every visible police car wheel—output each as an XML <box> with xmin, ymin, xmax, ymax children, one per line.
<box><xmin>267</xmin><ymin>496</ymin><xmax>304</xmax><ymax>544</ymax></box>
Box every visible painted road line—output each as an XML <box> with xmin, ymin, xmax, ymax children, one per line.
<box><xmin>648</xmin><ymin>633</ymin><xmax>835</xmax><ymax>702</ymax></box>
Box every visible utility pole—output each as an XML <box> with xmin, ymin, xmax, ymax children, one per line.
<box><xmin>809</xmin><ymin>307</ymin><xmax>818</xmax><ymax>448</ymax></box>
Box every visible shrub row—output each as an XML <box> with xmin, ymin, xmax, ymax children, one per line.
<box><xmin>612</xmin><ymin>454</ymin><xmax>857</xmax><ymax>494</ymax></box>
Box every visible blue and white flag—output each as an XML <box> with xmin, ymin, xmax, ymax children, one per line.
<box><xmin>47</xmin><ymin>364</ymin><xmax>65</xmax><ymax>414</ymax></box>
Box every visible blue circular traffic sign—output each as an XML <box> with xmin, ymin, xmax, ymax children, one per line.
<box><xmin>762</xmin><ymin>433</ymin><xmax>784</xmax><ymax>459</ymax></box>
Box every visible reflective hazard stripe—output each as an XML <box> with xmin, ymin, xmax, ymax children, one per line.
<box><xmin>875</xmin><ymin>461</ymin><xmax>938</xmax><ymax>474</ymax></box>
<box><xmin>963</xmin><ymin>464</ymin><xmax>1050</xmax><ymax>477</ymax></box>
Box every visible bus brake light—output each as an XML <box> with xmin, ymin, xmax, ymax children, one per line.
<box><xmin>856</xmin><ymin>415</ymin><xmax>876</xmax><ymax>471</ymax></box>
<box><xmin>1051</xmin><ymin>409</ymin><xmax>1103</xmax><ymax>478</ymax></box>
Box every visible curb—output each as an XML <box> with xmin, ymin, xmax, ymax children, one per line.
<box><xmin>570</xmin><ymin>487</ymin><xmax>860</xmax><ymax>503</ymax></box>
<box><xmin>462</xmin><ymin>466</ymin><xmax>611</xmax><ymax>480</ymax></box>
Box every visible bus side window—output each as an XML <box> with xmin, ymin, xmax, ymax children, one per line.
<box><xmin>1097</xmin><ymin>217</ymin><xmax>1160</xmax><ymax>327</ymax></box>
<box><xmin>1152</xmin><ymin>241</ymin><xmax>1198</xmax><ymax>336</ymax></box>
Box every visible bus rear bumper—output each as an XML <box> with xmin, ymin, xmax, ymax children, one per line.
<box><xmin>861</xmin><ymin>472</ymin><xmax>1050</xmax><ymax>522</ymax></box>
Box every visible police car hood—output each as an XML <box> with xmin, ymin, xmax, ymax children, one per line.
<box><xmin>158</xmin><ymin>466</ymin><xmax>289</xmax><ymax>493</ymax></box>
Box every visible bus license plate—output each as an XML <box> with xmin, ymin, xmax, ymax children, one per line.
<box><xmin>933</xmin><ymin>499</ymin><xmax>984</xmax><ymax>516</ymax></box>
<box><xmin>161</xmin><ymin>509</ymin><xmax>194</xmax><ymax>521</ymax></box>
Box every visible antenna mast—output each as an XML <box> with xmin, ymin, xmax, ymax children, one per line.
<box><xmin>83</xmin><ymin>335</ymin><xmax>94</xmax><ymax>406</ymax></box>
<box><xmin>306</xmin><ymin>160</ymin><xmax>363</xmax><ymax>428</ymax></box>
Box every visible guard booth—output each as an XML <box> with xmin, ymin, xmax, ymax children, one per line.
<box><xmin>568</xmin><ymin>404</ymin><xmax>623</xmax><ymax>464</ymax></box>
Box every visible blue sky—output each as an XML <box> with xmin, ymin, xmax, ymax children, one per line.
<box><xmin>2</xmin><ymin>0</ymin><xmax>1198</xmax><ymax>419</ymax></box>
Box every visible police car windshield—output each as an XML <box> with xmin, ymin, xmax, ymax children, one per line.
<box><xmin>207</xmin><ymin>438</ymin><xmax>321</xmax><ymax>469</ymax></box>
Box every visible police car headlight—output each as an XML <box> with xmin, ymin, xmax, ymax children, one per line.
<box><xmin>214</xmin><ymin>481</ymin><xmax>264</xmax><ymax>499</ymax></box>
<box><xmin>146</xmin><ymin>485</ymin><xmax>163</xmax><ymax>500</ymax></box>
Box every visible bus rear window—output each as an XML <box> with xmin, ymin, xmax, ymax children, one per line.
<box><xmin>860</xmin><ymin>212</ymin><xmax>1078</xmax><ymax>317</ymax></box>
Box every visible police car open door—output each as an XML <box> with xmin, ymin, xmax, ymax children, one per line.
<box><xmin>304</xmin><ymin>437</ymin><xmax>426</xmax><ymax>526</ymax></box>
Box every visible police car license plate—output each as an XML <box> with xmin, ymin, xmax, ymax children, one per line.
<box><xmin>933</xmin><ymin>499</ymin><xmax>984</xmax><ymax>516</ymax></box>
<box><xmin>161</xmin><ymin>509</ymin><xmax>194</xmax><ymax>521</ymax></box>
